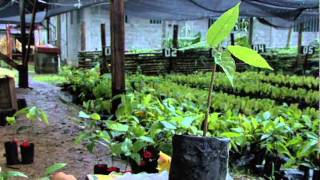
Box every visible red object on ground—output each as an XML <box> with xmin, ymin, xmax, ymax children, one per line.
<box><xmin>21</xmin><ymin>140</ymin><xmax>30</xmax><ymax>148</ymax></box>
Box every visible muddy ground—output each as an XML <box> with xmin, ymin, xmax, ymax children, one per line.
<box><xmin>0</xmin><ymin>80</ymin><xmax>125</xmax><ymax>179</ymax></box>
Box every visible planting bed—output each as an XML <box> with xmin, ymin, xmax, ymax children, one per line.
<box><xmin>61</xmin><ymin>67</ymin><xmax>319</xmax><ymax>178</ymax></box>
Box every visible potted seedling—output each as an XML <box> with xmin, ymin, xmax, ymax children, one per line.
<box><xmin>4</xmin><ymin>106</ymin><xmax>48</xmax><ymax>165</ymax></box>
<box><xmin>169</xmin><ymin>3</ymin><xmax>273</xmax><ymax>180</ymax></box>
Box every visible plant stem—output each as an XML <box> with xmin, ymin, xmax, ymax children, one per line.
<box><xmin>202</xmin><ymin>63</ymin><xmax>217</xmax><ymax>137</ymax></box>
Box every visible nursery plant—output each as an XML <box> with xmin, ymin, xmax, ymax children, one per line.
<box><xmin>0</xmin><ymin>168</ymin><xmax>27</xmax><ymax>180</ymax></box>
<box><xmin>169</xmin><ymin>3</ymin><xmax>273</xmax><ymax>180</ymax></box>
<box><xmin>4</xmin><ymin>106</ymin><xmax>48</xmax><ymax>165</ymax></box>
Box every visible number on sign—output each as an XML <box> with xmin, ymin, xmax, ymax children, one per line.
<box><xmin>105</xmin><ymin>46</ymin><xmax>111</xmax><ymax>55</ymax></box>
<box><xmin>164</xmin><ymin>48</ymin><xmax>178</xmax><ymax>57</ymax></box>
<box><xmin>252</xmin><ymin>44</ymin><xmax>266</xmax><ymax>53</ymax></box>
<box><xmin>301</xmin><ymin>46</ymin><xmax>315</xmax><ymax>55</ymax></box>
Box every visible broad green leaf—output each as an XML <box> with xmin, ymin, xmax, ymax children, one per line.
<box><xmin>207</xmin><ymin>3</ymin><xmax>240</xmax><ymax>47</ymax></box>
<box><xmin>106</xmin><ymin>121</ymin><xmax>129</xmax><ymax>132</ymax></box>
<box><xmin>5</xmin><ymin>171</ymin><xmax>28</xmax><ymax>178</ymax></box>
<box><xmin>44</xmin><ymin>163</ymin><xmax>67</xmax><ymax>176</ymax></box>
<box><xmin>228</xmin><ymin>45</ymin><xmax>273</xmax><ymax>70</ymax></box>
<box><xmin>90</xmin><ymin>113</ymin><xmax>101</xmax><ymax>121</ymax></box>
<box><xmin>79</xmin><ymin>111</ymin><xmax>90</xmax><ymax>119</ymax></box>
<box><xmin>132</xmin><ymin>141</ymin><xmax>146</xmax><ymax>153</ymax></box>
<box><xmin>138</xmin><ymin>136</ymin><xmax>154</xmax><ymax>143</ymax></box>
<box><xmin>6</xmin><ymin>117</ymin><xmax>16</xmax><ymax>125</ymax></box>
<box><xmin>181</xmin><ymin>117</ymin><xmax>195</xmax><ymax>128</ymax></box>
<box><xmin>160</xmin><ymin>121</ymin><xmax>176</xmax><ymax>130</ymax></box>
<box><xmin>215</xmin><ymin>52</ymin><xmax>236</xmax><ymax>87</ymax></box>
<box><xmin>40</xmin><ymin>109</ymin><xmax>49</xmax><ymax>125</ymax></box>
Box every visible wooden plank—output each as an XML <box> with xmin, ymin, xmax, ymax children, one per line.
<box><xmin>110</xmin><ymin>0</ymin><xmax>125</xmax><ymax>113</ymax></box>
<box><xmin>0</xmin><ymin>53</ymin><xmax>19</xmax><ymax>70</ymax></box>
<box><xmin>0</xmin><ymin>77</ymin><xmax>18</xmax><ymax>111</ymax></box>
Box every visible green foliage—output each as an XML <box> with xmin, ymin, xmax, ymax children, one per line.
<box><xmin>207</xmin><ymin>3</ymin><xmax>240</xmax><ymax>48</ymax></box>
<box><xmin>228</xmin><ymin>45</ymin><xmax>273</xmax><ymax>70</ymax></box>
<box><xmin>6</xmin><ymin>106</ymin><xmax>49</xmax><ymax>134</ymax></box>
<box><xmin>39</xmin><ymin>163</ymin><xmax>67</xmax><ymax>180</ymax></box>
<box><xmin>0</xmin><ymin>168</ymin><xmax>28</xmax><ymax>180</ymax></box>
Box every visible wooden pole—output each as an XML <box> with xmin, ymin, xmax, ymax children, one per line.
<box><xmin>56</xmin><ymin>15</ymin><xmax>61</xmax><ymax>48</ymax></box>
<box><xmin>46</xmin><ymin>17</ymin><xmax>50</xmax><ymax>44</ymax></box>
<box><xmin>286</xmin><ymin>27</ymin><xmax>292</xmax><ymax>48</ymax></box>
<box><xmin>80</xmin><ymin>22</ymin><xmax>86</xmax><ymax>51</ymax></box>
<box><xmin>173</xmin><ymin>25</ymin><xmax>179</xmax><ymax>48</ymax></box>
<box><xmin>248</xmin><ymin>17</ymin><xmax>254</xmax><ymax>46</ymax></box>
<box><xmin>19</xmin><ymin>0</ymin><xmax>28</xmax><ymax>88</ymax></box>
<box><xmin>110</xmin><ymin>0</ymin><xmax>125</xmax><ymax>113</ymax></box>
<box><xmin>100</xmin><ymin>23</ymin><xmax>107</xmax><ymax>74</ymax></box>
<box><xmin>25</xmin><ymin>0</ymin><xmax>38</xmax><ymax>76</ymax></box>
<box><xmin>295</xmin><ymin>23</ymin><xmax>303</xmax><ymax>68</ymax></box>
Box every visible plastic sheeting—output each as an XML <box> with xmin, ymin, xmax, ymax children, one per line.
<box><xmin>0</xmin><ymin>0</ymin><xmax>318</xmax><ymax>28</ymax></box>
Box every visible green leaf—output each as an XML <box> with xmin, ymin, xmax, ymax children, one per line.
<box><xmin>106</xmin><ymin>121</ymin><xmax>129</xmax><ymax>132</ymax></box>
<box><xmin>44</xmin><ymin>163</ymin><xmax>67</xmax><ymax>176</ymax></box>
<box><xmin>207</xmin><ymin>3</ymin><xmax>240</xmax><ymax>47</ymax></box>
<box><xmin>132</xmin><ymin>141</ymin><xmax>146</xmax><ymax>153</ymax></box>
<box><xmin>5</xmin><ymin>171</ymin><xmax>28</xmax><ymax>178</ymax></box>
<box><xmin>6</xmin><ymin>117</ymin><xmax>16</xmax><ymax>125</ymax></box>
<box><xmin>90</xmin><ymin>113</ymin><xmax>101</xmax><ymax>121</ymax></box>
<box><xmin>160</xmin><ymin>121</ymin><xmax>176</xmax><ymax>130</ymax></box>
<box><xmin>227</xmin><ymin>45</ymin><xmax>273</xmax><ymax>70</ymax></box>
<box><xmin>79</xmin><ymin>111</ymin><xmax>90</xmax><ymax>119</ymax></box>
<box><xmin>215</xmin><ymin>52</ymin><xmax>236</xmax><ymax>87</ymax></box>
<box><xmin>220</xmin><ymin>132</ymin><xmax>241</xmax><ymax>138</ymax></box>
<box><xmin>138</xmin><ymin>136</ymin><xmax>155</xmax><ymax>143</ymax></box>
<box><xmin>181</xmin><ymin>117</ymin><xmax>195</xmax><ymax>128</ymax></box>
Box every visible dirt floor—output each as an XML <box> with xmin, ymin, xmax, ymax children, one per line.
<box><xmin>0</xmin><ymin>80</ymin><xmax>125</xmax><ymax>179</ymax></box>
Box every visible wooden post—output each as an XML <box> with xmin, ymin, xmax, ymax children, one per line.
<box><xmin>248</xmin><ymin>17</ymin><xmax>254</xmax><ymax>46</ymax></box>
<box><xmin>230</xmin><ymin>33</ymin><xmax>235</xmax><ymax>45</ymax></box>
<box><xmin>100</xmin><ymin>23</ymin><xmax>107</xmax><ymax>74</ymax></box>
<box><xmin>173</xmin><ymin>25</ymin><xmax>179</xmax><ymax>48</ymax></box>
<box><xmin>110</xmin><ymin>0</ymin><xmax>125</xmax><ymax>113</ymax></box>
<box><xmin>80</xmin><ymin>22</ymin><xmax>86</xmax><ymax>51</ymax></box>
<box><xmin>46</xmin><ymin>17</ymin><xmax>50</xmax><ymax>44</ymax></box>
<box><xmin>295</xmin><ymin>23</ymin><xmax>303</xmax><ymax>68</ymax></box>
<box><xmin>56</xmin><ymin>15</ymin><xmax>61</xmax><ymax>48</ymax></box>
<box><xmin>286</xmin><ymin>27</ymin><xmax>292</xmax><ymax>48</ymax></box>
<box><xmin>25</xmin><ymin>0</ymin><xmax>38</xmax><ymax>76</ymax></box>
<box><xmin>19</xmin><ymin>0</ymin><xmax>28</xmax><ymax>88</ymax></box>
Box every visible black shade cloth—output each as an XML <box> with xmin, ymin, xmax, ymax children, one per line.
<box><xmin>0</xmin><ymin>0</ymin><xmax>318</xmax><ymax>28</ymax></box>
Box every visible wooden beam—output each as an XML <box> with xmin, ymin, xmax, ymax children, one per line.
<box><xmin>110</xmin><ymin>0</ymin><xmax>125</xmax><ymax>113</ymax></box>
<box><xmin>19</xmin><ymin>0</ymin><xmax>28</xmax><ymax>88</ymax></box>
<box><xmin>173</xmin><ymin>25</ymin><xmax>179</xmax><ymax>48</ymax></box>
<box><xmin>0</xmin><ymin>52</ymin><xmax>19</xmax><ymax>70</ymax></box>
<box><xmin>248</xmin><ymin>17</ymin><xmax>254</xmax><ymax>46</ymax></box>
<box><xmin>100</xmin><ymin>23</ymin><xmax>107</xmax><ymax>74</ymax></box>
